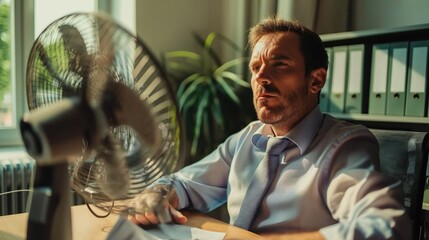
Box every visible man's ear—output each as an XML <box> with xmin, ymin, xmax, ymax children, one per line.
<box><xmin>309</xmin><ymin>68</ymin><xmax>326</xmax><ymax>94</ymax></box>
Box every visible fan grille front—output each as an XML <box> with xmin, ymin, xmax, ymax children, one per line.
<box><xmin>25</xmin><ymin>12</ymin><xmax>186</xmax><ymax>215</ymax></box>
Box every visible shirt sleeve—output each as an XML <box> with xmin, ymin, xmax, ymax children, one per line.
<box><xmin>319</xmin><ymin>132</ymin><xmax>412</xmax><ymax>240</ymax></box>
<box><xmin>168</xmin><ymin>130</ymin><xmax>242</xmax><ymax>212</ymax></box>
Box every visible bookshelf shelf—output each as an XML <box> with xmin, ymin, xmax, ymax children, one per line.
<box><xmin>329</xmin><ymin>113</ymin><xmax>429</xmax><ymax>131</ymax></box>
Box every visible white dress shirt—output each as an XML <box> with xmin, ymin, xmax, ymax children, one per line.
<box><xmin>161</xmin><ymin>107</ymin><xmax>411</xmax><ymax>240</ymax></box>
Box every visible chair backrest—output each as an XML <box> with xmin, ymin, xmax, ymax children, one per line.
<box><xmin>370</xmin><ymin>129</ymin><xmax>429</xmax><ymax>240</ymax></box>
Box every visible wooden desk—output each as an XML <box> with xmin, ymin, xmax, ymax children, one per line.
<box><xmin>0</xmin><ymin>204</ymin><xmax>321</xmax><ymax>240</ymax></box>
<box><xmin>0</xmin><ymin>204</ymin><xmax>262</xmax><ymax>240</ymax></box>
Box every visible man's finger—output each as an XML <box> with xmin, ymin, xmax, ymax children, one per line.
<box><xmin>170</xmin><ymin>206</ymin><xmax>188</xmax><ymax>224</ymax></box>
<box><xmin>134</xmin><ymin>214</ymin><xmax>152</xmax><ymax>225</ymax></box>
<box><xmin>144</xmin><ymin>212</ymin><xmax>160</xmax><ymax>225</ymax></box>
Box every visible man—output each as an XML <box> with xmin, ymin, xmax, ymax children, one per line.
<box><xmin>128</xmin><ymin>17</ymin><xmax>410</xmax><ymax>239</ymax></box>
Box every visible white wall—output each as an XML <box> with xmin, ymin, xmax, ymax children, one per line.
<box><xmin>109</xmin><ymin>0</ymin><xmax>136</xmax><ymax>34</ymax></box>
<box><xmin>350</xmin><ymin>0</ymin><xmax>429</xmax><ymax>31</ymax></box>
<box><xmin>134</xmin><ymin>0</ymin><xmax>429</xmax><ymax>66</ymax></box>
<box><xmin>277</xmin><ymin>0</ymin><xmax>429</xmax><ymax>34</ymax></box>
<box><xmin>135</xmin><ymin>0</ymin><xmax>247</xmax><ymax>61</ymax></box>
<box><xmin>277</xmin><ymin>0</ymin><xmax>350</xmax><ymax>33</ymax></box>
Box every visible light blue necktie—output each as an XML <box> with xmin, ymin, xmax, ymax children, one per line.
<box><xmin>234</xmin><ymin>137</ymin><xmax>290</xmax><ymax>230</ymax></box>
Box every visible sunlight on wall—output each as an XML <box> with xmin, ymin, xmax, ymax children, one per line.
<box><xmin>34</xmin><ymin>0</ymin><xmax>96</xmax><ymax>37</ymax></box>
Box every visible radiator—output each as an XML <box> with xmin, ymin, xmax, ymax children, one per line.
<box><xmin>0</xmin><ymin>150</ymin><xmax>35</xmax><ymax>215</ymax></box>
<box><xmin>0</xmin><ymin>150</ymin><xmax>85</xmax><ymax>216</ymax></box>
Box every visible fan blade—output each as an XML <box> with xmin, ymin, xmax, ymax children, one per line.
<box><xmin>80</xmin><ymin>16</ymin><xmax>117</xmax><ymax>106</ymax></box>
<box><xmin>100</xmin><ymin>80</ymin><xmax>161</xmax><ymax>154</ymax></box>
<box><xmin>95</xmin><ymin>134</ymin><xmax>130</xmax><ymax>200</ymax></box>
<box><xmin>29</xmin><ymin>40</ymin><xmax>80</xmax><ymax>100</ymax></box>
<box><xmin>95</xmin><ymin>14</ymin><xmax>116</xmax><ymax>69</ymax></box>
<box><xmin>58</xmin><ymin>24</ymin><xmax>90</xmax><ymax>74</ymax></box>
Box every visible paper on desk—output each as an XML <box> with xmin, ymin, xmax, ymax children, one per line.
<box><xmin>150</xmin><ymin>224</ymin><xmax>226</xmax><ymax>240</ymax></box>
<box><xmin>107</xmin><ymin>217</ymin><xmax>226</xmax><ymax>240</ymax></box>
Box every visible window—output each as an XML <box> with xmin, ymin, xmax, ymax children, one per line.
<box><xmin>0</xmin><ymin>1</ymin><xmax>135</xmax><ymax>148</ymax></box>
<box><xmin>0</xmin><ymin>0</ymin><xmax>27</xmax><ymax>147</ymax></box>
<box><xmin>0</xmin><ymin>0</ymin><xmax>12</xmax><ymax>128</ymax></box>
<box><xmin>0</xmin><ymin>0</ymin><xmax>96</xmax><ymax>147</ymax></box>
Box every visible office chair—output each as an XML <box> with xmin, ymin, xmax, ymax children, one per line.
<box><xmin>370</xmin><ymin>129</ymin><xmax>429</xmax><ymax>240</ymax></box>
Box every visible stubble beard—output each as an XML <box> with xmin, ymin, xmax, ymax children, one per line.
<box><xmin>255</xmin><ymin>101</ymin><xmax>285</xmax><ymax>124</ymax></box>
<box><xmin>254</xmin><ymin>90</ymin><xmax>308</xmax><ymax>125</ymax></box>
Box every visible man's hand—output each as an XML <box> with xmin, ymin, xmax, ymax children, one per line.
<box><xmin>127</xmin><ymin>204</ymin><xmax>188</xmax><ymax>225</ymax></box>
<box><xmin>127</xmin><ymin>184</ymin><xmax>188</xmax><ymax>225</ymax></box>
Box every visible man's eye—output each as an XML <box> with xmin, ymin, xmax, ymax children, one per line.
<box><xmin>273</xmin><ymin>61</ymin><xmax>288</xmax><ymax>67</ymax></box>
<box><xmin>250</xmin><ymin>65</ymin><xmax>260</xmax><ymax>72</ymax></box>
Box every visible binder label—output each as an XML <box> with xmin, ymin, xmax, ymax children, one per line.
<box><xmin>372</xmin><ymin>48</ymin><xmax>389</xmax><ymax>93</ymax></box>
<box><xmin>390</xmin><ymin>48</ymin><xmax>408</xmax><ymax>92</ymax></box>
<box><xmin>409</xmin><ymin>47</ymin><xmax>428</xmax><ymax>93</ymax></box>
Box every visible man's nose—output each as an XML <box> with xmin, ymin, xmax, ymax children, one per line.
<box><xmin>255</xmin><ymin>65</ymin><xmax>271</xmax><ymax>85</ymax></box>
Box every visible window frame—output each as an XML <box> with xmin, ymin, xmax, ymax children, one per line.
<box><xmin>0</xmin><ymin>1</ymin><xmax>33</xmax><ymax>147</ymax></box>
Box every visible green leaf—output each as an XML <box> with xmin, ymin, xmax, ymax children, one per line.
<box><xmin>191</xmin><ymin>32</ymin><xmax>205</xmax><ymax>48</ymax></box>
<box><xmin>191</xmin><ymin>92</ymin><xmax>210</xmax><ymax>156</ymax></box>
<box><xmin>201</xmin><ymin>33</ymin><xmax>218</xmax><ymax>74</ymax></box>
<box><xmin>201</xmin><ymin>32</ymin><xmax>222</xmax><ymax>68</ymax></box>
<box><xmin>180</xmin><ymin>89</ymin><xmax>201</xmax><ymax>115</ymax></box>
<box><xmin>164</xmin><ymin>50</ymin><xmax>200</xmax><ymax>60</ymax></box>
<box><xmin>201</xmin><ymin>52</ymin><xmax>213</xmax><ymax>75</ymax></box>
<box><xmin>214</xmin><ymin>75</ymin><xmax>240</xmax><ymax>104</ymax></box>
<box><xmin>211</xmin><ymin>32</ymin><xmax>242</xmax><ymax>52</ymax></box>
<box><xmin>163</xmin><ymin>51</ymin><xmax>202</xmax><ymax>75</ymax></box>
<box><xmin>179</xmin><ymin>76</ymin><xmax>208</xmax><ymax>109</ymax></box>
<box><xmin>219</xmin><ymin>71</ymin><xmax>250</xmax><ymax>88</ymax></box>
<box><xmin>166</xmin><ymin>62</ymin><xmax>196</xmax><ymax>78</ymax></box>
<box><xmin>204</xmin><ymin>32</ymin><xmax>216</xmax><ymax>50</ymax></box>
<box><xmin>202</xmin><ymin>110</ymin><xmax>213</xmax><ymax>151</ymax></box>
<box><xmin>177</xmin><ymin>73</ymin><xmax>202</xmax><ymax>97</ymax></box>
<box><xmin>215</xmin><ymin>57</ymin><xmax>249</xmax><ymax>73</ymax></box>
<box><xmin>208</xmin><ymin>83</ymin><xmax>224</xmax><ymax>131</ymax></box>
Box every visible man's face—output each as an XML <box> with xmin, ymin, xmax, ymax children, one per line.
<box><xmin>249</xmin><ymin>32</ymin><xmax>316</xmax><ymax>128</ymax></box>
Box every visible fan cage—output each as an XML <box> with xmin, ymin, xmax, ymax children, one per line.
<box><xmin>25</xmin><ymin>12</ymin><xmax>186</xmax><ymax>215</ymax></box>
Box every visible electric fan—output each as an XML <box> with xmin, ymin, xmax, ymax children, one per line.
<box><xmin>20</xmin><ymin>12</ymin><xmax>186</xmax><ymax>239</ymax></box>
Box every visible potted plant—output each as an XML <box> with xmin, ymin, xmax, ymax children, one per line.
<box><xmin>162</xmin><ymin>32</ymin><xmax>254</xmax><ymax>163</ymax></box>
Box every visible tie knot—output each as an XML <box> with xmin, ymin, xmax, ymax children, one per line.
<box><xmin>266</xmin><ymin>137</ymin><xmax>290</xmax><ymax>155</ymax></box>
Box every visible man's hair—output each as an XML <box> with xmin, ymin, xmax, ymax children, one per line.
<box><xmin>248</xmin><ymin>17</ymin><xmax>328</xmax><ymax>76</ymax></box>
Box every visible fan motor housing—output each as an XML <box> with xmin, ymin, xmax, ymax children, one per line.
<box><xmin>20</xmin><ymin>97</ymin><xmax>102</xmax><ymax>164</ymax></box>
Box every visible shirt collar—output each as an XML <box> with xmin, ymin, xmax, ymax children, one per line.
<box><xmin>251</xmin><ymin>106</ymin><xmax>323</xmax><ymax>154</ymax></box>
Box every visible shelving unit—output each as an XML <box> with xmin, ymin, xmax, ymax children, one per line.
<box><xmin>320</xmin><ymin>24</ymin><xmax>429</xmax><ymax>131</ymax></box>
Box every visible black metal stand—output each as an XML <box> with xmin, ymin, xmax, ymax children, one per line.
<box><xmin>27</xmin><ymin>162</ymin><xmax>72</xmax><ymax>240</ymax></box>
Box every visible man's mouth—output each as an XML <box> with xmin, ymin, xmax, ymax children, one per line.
<box><xmin>257</xmin><ymin>92</ymin><xmax>276</xmax><ymax>100</ymax></box>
